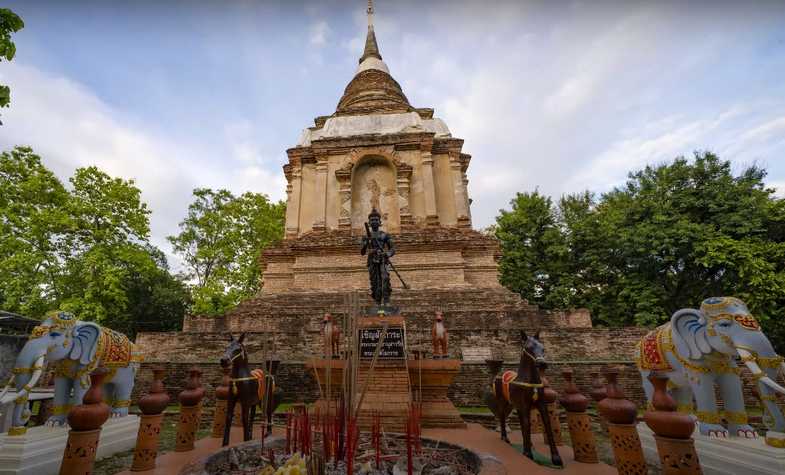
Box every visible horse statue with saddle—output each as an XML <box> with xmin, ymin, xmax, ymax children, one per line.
<box><xmin>220</xmin><ymin>333</ymin><xmax>281</xmax><ymax>446</ymax></box>
<box><xmin>484</xmin><ymin>331</ymin><xmax>563</xmax><ymax>467</ymax></box>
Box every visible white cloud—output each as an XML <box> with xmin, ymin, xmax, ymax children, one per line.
<box><xmin>0</xmin><ymin>63</ymin><xmax>285</xmax><ymax>270</ymax></box>
<box><xmin>309</xmin><ymin>20</ymin><xmax>330</xmax><ymax>46</ymax></box>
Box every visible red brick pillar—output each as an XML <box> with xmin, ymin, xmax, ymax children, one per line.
<box><xmin>598</xmin><ymin>368</ymin><xmax>647</xmax><ymax>475</ymax></box>
<box><xmin>175</xmin><ymin>368</ymin><xmax>205</xmax><ymax>452</ymax></box>
<box><xmin>644</xmin><ymin>373</ymin><xmax>702</xmax><ymax>475</ymax></box>
<box><xmin>211</xmin><ymin>365</ymin><xmax>231</xmax><ymax>438</ymax></box>
<box><xmin>559</xmin><ymin>369</ymin><xmax>598</xmax><ymax>464</ymax></box>
<box><xmin>131</xmin><ymin>367</ymin><xmax>170</xmax><ymax>471</ymax></box>
<box><xmin>59</xmin><ymin>370</ymin><xmax>110</xmax><ymax>475</ymax></box>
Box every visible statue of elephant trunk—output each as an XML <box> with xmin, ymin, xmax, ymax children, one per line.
<box><xmin>0</xmin><ymin>355</ymin><xmax>45</xmax><ymax>403</ymax></box>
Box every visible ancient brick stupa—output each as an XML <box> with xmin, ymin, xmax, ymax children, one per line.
<box><xmin>136</xmin><ymin>3</ymin><xmax>596</xmax><ymax>412</ymax></box>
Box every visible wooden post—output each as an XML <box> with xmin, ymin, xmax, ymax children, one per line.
<box><xmin>59</xmin><ymin>370</ymin><xmax>110</xmax><ymax>475</ymax></box>
<box><xmin>598</xmin><ymin>367</ymin><xmax>647</xmax><ymax>475</ymax></box>
<box><xmin>131</xmin><ymin>366</ymin><xmax>170</xmax><ymax>471</ymax></box>
<box><xmin>175</xmin><ymin>367</ymin><xmax>205</xmax><ymax>452</ymax></box>
<box><xmin>211</xmin><ymin>365</ymin><xmax>231</xmax><ymax>438</ymax></box>
<box><xmin>559</xmin><ymin>368</ymin><xmax>598</xmax><ymax>464</ymax></box>
<box><xmin>644</xmin><ymin>373</ymin><xmax>702</xmax><ymax>475</ymax></box>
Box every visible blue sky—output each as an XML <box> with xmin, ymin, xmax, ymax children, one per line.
<box><xmin>2</xmin><ymin>0</ymin><xmax>785</xmax><ymax>269</ymax></box>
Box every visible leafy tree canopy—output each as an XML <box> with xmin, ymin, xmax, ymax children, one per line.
<box><xmin>496</xmin><ymin>152</ymin><xmax>785</xmax><ymax>351</ymax></box>
<box><xmin>168</xmin><ymin>188</ymin><xmax>285</xmax><ymax>316</ymax></box>
<box><xmin>0</xmin><ymin>146</ymin><xmax>187</xmax><ymax>336</ymax></box>
<box><xmin>0</xmin><ymin>8</ymin><xmax>24</xmax><ymax>112</ymax></box>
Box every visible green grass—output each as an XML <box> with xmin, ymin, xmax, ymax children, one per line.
<box><xmin>93</xmin><ymin>418</ymin><xmax>211</xmax><ymax>475</ymax></box>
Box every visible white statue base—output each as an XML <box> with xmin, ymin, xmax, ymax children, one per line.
<box><xmin>0</xmin><ymin>415</ymin><xmax>140</xmax><ymax>475</ymax></box>
<box><xmin>638</xmin><ymin>422</ymin><xmax>785</xmax><ymax>475</ymax></box>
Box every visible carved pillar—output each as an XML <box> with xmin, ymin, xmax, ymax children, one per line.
<box><xmin>599</xmin><ymin>368</ymin><xmax>647</xmax><ymax>475</ymax></box>
<box><xmin>59</xmin><ymin>371</ymin><xmax>110</xmax><ymax>475</ymax></box>
<box><xmin>460</xmin><ymin>154</ymin><xmax>472</xmax><ymax>226</ymax></box>
<box><xmin>644</xmin><ymin>374</ymin><xmax>702</xmax><ymax>475</ymax></box>
<box><xmin>449</xmin><ymin>153</ymin><xmax>470</xmax><ymax>227</ymax></box>
<box><xmin>211</xmin><ymin>365</ymin><xmax>231</xmax><ymax>438</ymax></box>
<box><xmin>397</xmin><ymin>164</ymin><xmax>413</xmax><ymax>226</ymax></box>
<box><xmin>131</xmin><ymin>367</ymin><xmax>170</xmax><ymax>471</ymax></box>
<box><xmin>175</xmin><ymin>368</ymin><xmax>205</xmax><ymax>452</ymax></box>
<box><xmin>559</xmin><ymin>369</ymin><xmax>598</xmax><ymax>464</ymax></box>
<box><xmin>312</xmin><ymin>155</ymin><xmax>329</xmax><ymax>232</ymax></box>
<box><xmin>420</xmin><ymin>152</ymin><xmax>439</xmax><ymax>226</ymax></box>
<box><xmin>285</xmin><ymin>162</ymin><xmax>302</xmax><ymax>238</ymax></box>
<box><xmin>335</xmin><ymin>166</ymin><xmax>352</xmax><ymax>230</ymax></box>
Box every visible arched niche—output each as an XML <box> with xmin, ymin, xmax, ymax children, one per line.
<box><xmin>351</xmin><ymin>155</ymin><xmax>400</xmax><ymax>233</ymax></box>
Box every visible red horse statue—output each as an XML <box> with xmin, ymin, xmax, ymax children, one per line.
<box><xmin>487</xmin><ymin>331</ymin><xmax>562</xmax><ymax>467</ymax></box>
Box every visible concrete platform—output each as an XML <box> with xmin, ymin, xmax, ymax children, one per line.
<box><xmin>0</xmin><ymin>415</ymin><xmax>139</xmax><ymax>475</ymax></box>
<box><xmin>638</xmin><ymin>422</ymin><xmax>785</xmax><ymax>475</ymax></box>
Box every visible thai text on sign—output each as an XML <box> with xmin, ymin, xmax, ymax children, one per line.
<box><xmin>359</xmin><ymin>326</ymin><xmax>406</xmax><ymax>359</ymax></box>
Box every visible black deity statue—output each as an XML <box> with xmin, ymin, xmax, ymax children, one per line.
<box><xmin>361</xmin><ymin>208</ymin><xmax>395</xmax><ymax>306</ymax></box>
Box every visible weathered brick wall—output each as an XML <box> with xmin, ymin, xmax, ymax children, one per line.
<box><xmin>0</xmin><ymin>336</ymin><xmax>25</xmax><ymax>382</ymax></box>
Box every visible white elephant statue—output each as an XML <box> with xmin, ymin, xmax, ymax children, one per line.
<box><xmin>636</xmin><ymin>297</ymin><xmax>785</xmax><ymax>438</ymax></box>
<box><xmin>0</xmin><ymin>311</ymin><xmax>142</xmax><ymax>435</ymax></box>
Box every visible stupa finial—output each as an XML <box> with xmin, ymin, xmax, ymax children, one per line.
<box><xmin>360</xmin><ymin>0</ymin><xmax>382</xmax><ymax>63</ymax></box>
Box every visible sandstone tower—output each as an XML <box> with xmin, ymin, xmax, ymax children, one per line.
<box><xmin>136</xmin><ymin>4</ymin><xmax>600</xmax><ymax>405</ymax></box>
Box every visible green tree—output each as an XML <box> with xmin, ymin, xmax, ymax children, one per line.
<box><xmin>0</xmin><ymin>8</ymin><xmax>24</xmax><ymax>114</ymax></box>
<box><xmin>169</xmin><ymin>188</ymin><xmax>285</xmax><ymax>315</ymax></box>
<box><xmin>57</xmin><ymin>166</ymin><xmax>152</xmax><ymax>324</ymax></box>
<box><xmin>495</xmin><ymin>191</ymin><xmax>570</xmax><ymax>309</ymax></box>
<box><xmin>0</xmin><ymin>147</ymin><xmax>189</xmax><ymax>334</ymax></box>
<box><xmin>496</xmin><ymin>152</ymin><xmax>785</xmax><ymax>352</ymax></box>
<box><xmin>0</xmin><ymin>147</ymin><xmax>69</xmax><ymax>316</ymax></box>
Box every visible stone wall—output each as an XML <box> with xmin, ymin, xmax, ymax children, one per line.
<box><xmin>133</xmin><ymin>327</ymin><xmax>654</xmax><ymax>408</ymax></box>
<box><xmin>0</xmin><ymin>336</ymin><xmax>25</xmax><ymax>382</ymax></box>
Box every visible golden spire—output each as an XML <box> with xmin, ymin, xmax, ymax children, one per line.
<box><xmin>360</xmin><ymin>0</ymin><xmax>382</xmax><ymax>63</ymax></box>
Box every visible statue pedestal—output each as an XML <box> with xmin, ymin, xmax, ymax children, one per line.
<box><xmin>307</xmin><ymin>315</ymin><xmax>464</xmax><ymax>431</ymax></box>
<box><xmin>408</xmin><ymin>359</ymin><xmax>465</xmax><ymax>428</ymax></box>
<box><xmin>638</xmin><ymin>422</ymin><xmax>785</xmax><ymax>475</ymax></box>
<box><xmin>0</xmin><ymin>415</ymin><xmax>139</xmax><ymax>475</ymax></box>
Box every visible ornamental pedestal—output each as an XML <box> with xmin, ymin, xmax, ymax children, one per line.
<box><xmin>175</xmin><ymin>368</ymin><xmax>205</xmax><ymax>452</ymax></box>
<box><xmin>599</xmin><ymin>368</ymin><xmax>647</xmax><ymax>475</ymax></box>
<box><xmin>644</xmin><ymin>374</ymin><xmax>702</xmax><ymax>475</ymax></box>
<box><xmin>211</xmin><ymin>365</ymin><xmax>231</xmax><ymax>438</ymax></box>
<box><xmin>131</xmin><ymin>367</ymin><xmax>169</xmax><ymax>471</ymax></box>
<box><xmin>59</xmin><ymin>371</ymin><xmax>110</xmax><ymax>475</ymax></box>
<box><xmin>559</xmin><ymin>369</ymin><xmax>598</xmax><ymax>464</ymax></box>
<box><xmin>130</xmin><ymin>414</ymin><xmax>164</xmax><ymax>472</ymax></box>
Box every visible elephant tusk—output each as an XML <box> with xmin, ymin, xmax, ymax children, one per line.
<box><xmin>11</xmin><ymin>356</ymin><xmax>46</xmax><ymax>403</ymax></box>
<box><xmin>760</xmin><ymin>376</ymin><xmax>785</xmax><ymax>395</ymax></box>
<box><xmin>0</xmin><ymin>375</ymin><xmax>14</xmax><ymax>401</ymax></box>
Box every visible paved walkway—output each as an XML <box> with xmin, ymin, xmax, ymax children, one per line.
<box><xmin>118</xmin><ymin>424</ymin><xmax>616</xmax><ymax>474</ymax></box>
<box><xmin>423</xmin><ymin>423</ymin><xmax>617</xmax><ymax>475</ymax></box>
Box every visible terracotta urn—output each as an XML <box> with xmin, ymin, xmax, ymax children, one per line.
<box><xmin>68</xmin><ymin>370</ymin><xmax>111</xmax><ymax>431</ymax></box>
<box><xmin>539</xmin><ymin>367</ymin><xmax>558</xmax><ymax>404</ymax></box>
<box><xmin>589</xmin><ymin>371</ymin><xmax>607</xmax><ymax>404</ymax></box>
<box><xmin>597</xmin><ymin>368</ymin><xmax>637</xmax><ymax>424</ymax></box>
<box><xmin>139</xmin><ymin>367</ymin><xmax>170</xmax><ymax>415</ymax></box>
<box><xmin>644</xmin><ymin>373</ymin><xmax>695</xmax><ymax>439</ymax></box>
<box><xmin>215</xmin><ymin>364</ymin><xmax>231</xmax><ymax>401</ymax></box>
<box><xmin>179</xmin><ymin>367</ymin><xmax>205</xmax><ymax>407</ymax></box>
<box><xmin>559</xmin><ymin>369</ymin><xmax>589</xmax><ymax>413</ymax></box>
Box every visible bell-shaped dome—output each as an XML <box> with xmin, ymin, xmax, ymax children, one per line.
<box><xmin>335</xmin><ymin>25</ymin><xmax>414</xmax><ymax>116</ymax></box>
